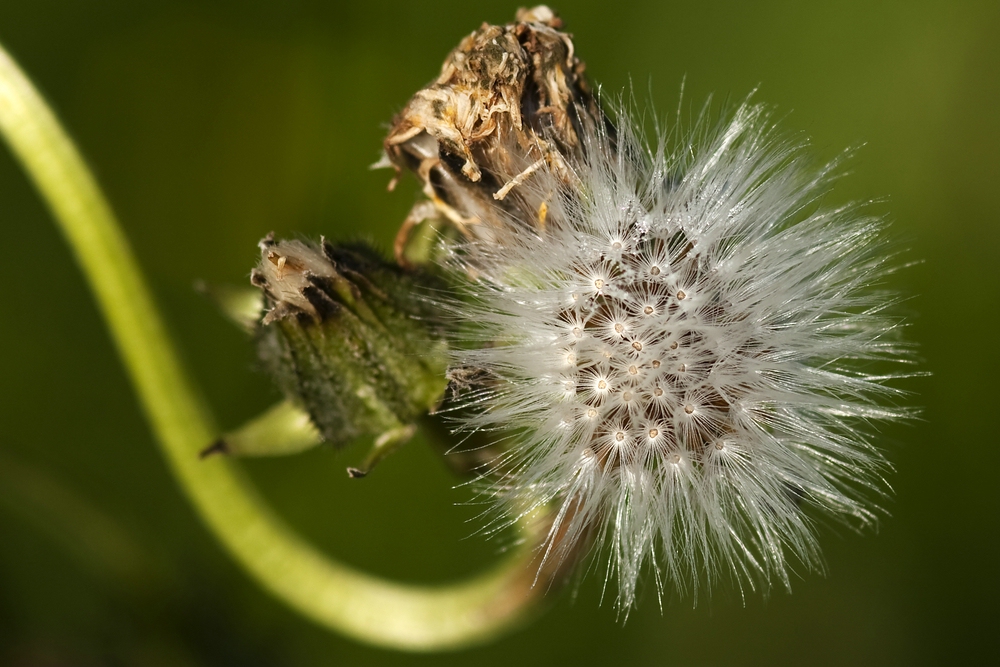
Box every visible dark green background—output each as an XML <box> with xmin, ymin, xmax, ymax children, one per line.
<box><xmin>0</xmin><ymin>1</ymin><xmax>996</xmax><ymax>665</ymax></box>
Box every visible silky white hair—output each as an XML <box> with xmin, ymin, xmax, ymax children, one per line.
<box><xmin>441</xmin><ymin>98</ymin><xmax>914</xmax><ymax>612</ymax></box>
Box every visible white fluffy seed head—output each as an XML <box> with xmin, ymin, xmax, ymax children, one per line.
<box><xmin>443</xmin><ymin>99</ymin><xmax>914</xmax><ymax>613</ymax></box>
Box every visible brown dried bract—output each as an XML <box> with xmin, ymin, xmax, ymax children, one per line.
<box><xmin>382</xmin><ymin>6</ymin><xmax>602</xmax><ymax>260</ymax></box>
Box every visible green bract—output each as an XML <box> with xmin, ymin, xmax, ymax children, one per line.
<box><xmin>252</xmin><ymin>236</ymin><xmax>450</xmax><ymax>451</ymax></box>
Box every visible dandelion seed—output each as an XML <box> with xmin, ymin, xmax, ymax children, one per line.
<box><xmin>443</xmin><ymin>100</ymin><xmax>914</xmax><ymax>613</ymax></box>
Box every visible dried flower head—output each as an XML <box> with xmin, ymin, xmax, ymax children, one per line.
<box><xmin>380</xmin><ymin>6</ymin><xmax>598</xmax><ymax>264</ymax></box>
<box><xmin>440</xmin><ymin>101</ymin><xmax>913</xmax><ymax>611</ymax></box>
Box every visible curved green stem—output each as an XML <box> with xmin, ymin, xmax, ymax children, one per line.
<box><xmin>0</xmin><ymin>42</ymin><xmax>542</xmax><ymax>651</ymax></box>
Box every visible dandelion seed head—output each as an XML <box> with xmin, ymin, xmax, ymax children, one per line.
<box><xmin>442</xmin><ymin>100</ymin><xmax>914</xmax><ymax>613</ymax></box>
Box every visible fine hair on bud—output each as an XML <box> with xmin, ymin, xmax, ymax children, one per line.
<box><xmin>439</xmin><ymin>97</ymin><xmax>916</xmax><ymax>613</ymax></box>
<box><xmin>251</xmin><ymin>235</ymin><xmax>450</xmax><ymax>449</ymax></box>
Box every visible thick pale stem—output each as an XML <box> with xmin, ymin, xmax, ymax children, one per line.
<box><xmin>0</xmin><ymin>42</ymin><xmax>540</xmax><ymax>651</ymax></box>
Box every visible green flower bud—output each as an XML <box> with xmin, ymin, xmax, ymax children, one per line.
<box><xmin>250</xmin><ymin>234</ymin><xmax>449</xmax><ymax>463</ymax></box>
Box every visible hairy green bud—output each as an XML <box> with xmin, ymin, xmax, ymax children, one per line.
<box><xmin>250</xmin><ymin>234</ymin><xmax>449</xmax><ymax>466</ymax></box>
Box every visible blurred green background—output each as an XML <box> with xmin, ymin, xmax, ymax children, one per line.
<box><xmin>0</xmin><ymin>1</ymin><xmax>996</xmax><ymax>665</ymax></box>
